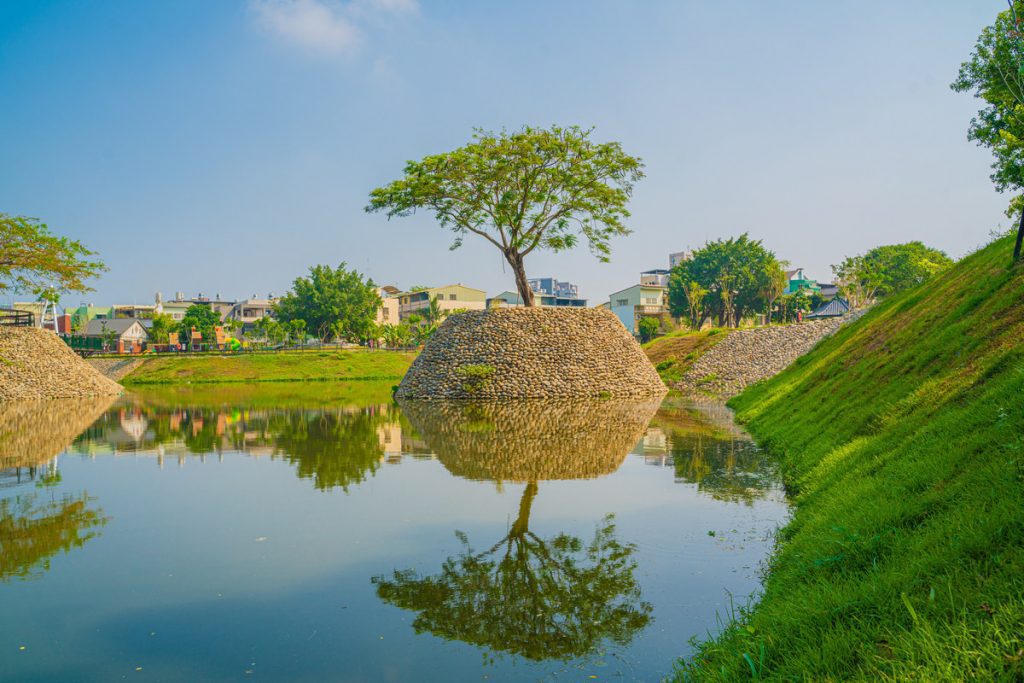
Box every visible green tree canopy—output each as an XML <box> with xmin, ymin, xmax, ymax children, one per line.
<box><xmin>952</xmin><ymin>1</ymin><xmax>1024</xmax><ymax>260</ymax></box>
<box><xmin>366</xmin><ymin>125</ymin><xmax>644</xmax><ymax>306</ymax></box>
<box><xmin>275</xmin><ymin>263</ymin><xmax>380</xmax><ymax>343</ymax></box>
<box><xmin>0</xmin><ymin>214</ymin><xmax>106</xmax><ymax>296</ymax></box>
<box><xmin>832</xmin><ymin>242</ymin><xmax>952</xmax><ymax>308</ymax></box>
<box><xmin>667</xmin><ymin>234</ymin><xmax>782</xmax><ymax>327</ymax></box>
<box><xmin>177</xmin><ymin>304</ymin><xmax>221</xmax><ymax>343</ymax></box>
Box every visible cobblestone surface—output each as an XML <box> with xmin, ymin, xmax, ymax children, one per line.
<box><xmin>396</xmin><ymin>307</ymin><xmax>667</xmax><ymax>399</ymax></box>
<box><xmin>676</xmin><ymin>313</ymin><xmax>864</xmax><ymax>399</ymax></box>
<box><xmin>0</xmin><ymin>327</ymin><xmax>123</xmax><ymax>400</ymax></box>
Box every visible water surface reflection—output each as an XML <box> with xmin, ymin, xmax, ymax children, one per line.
<box><xmin>0</xmin><ymin>385</ymin><xmax>787</xmax><ymax>682</ymax></box>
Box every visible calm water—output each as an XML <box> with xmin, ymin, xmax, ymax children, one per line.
<box><xmin>0</xmin><ymin>384</ymin><xmax>788</xmax><ymax>682</ymax></box>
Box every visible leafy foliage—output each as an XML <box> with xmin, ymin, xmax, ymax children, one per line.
<box><xmin>0</xmin><ymin>214</ymin><xmax>106</xmax><ymax>295</ymax></box>
<box><xmin>637</xmin><ymin>316</ymin><xmax>660</xmax><ymax>343</ymax></box>
<box><xmin>832</xmin><ymin>241</ymin><xmax>952</xmax><ymax>308</ymax></box>
<box><xmin>367</xmin><ymin>125</ymin><xmax>644</xmax><ymax>305</ymax></box>
<box><xmin>275</xmin><ymin>263</ymin><xmax>380</xmax><ymax>343</ymax></box>
<box><xmin>667</xmin><ymin>234</ymin><xmax>783</xmax><ymax>327</ymax></box>
<box><xmin>0</xmin><ymin>492</ymin><xmax>107</xmax><ymax>581</ymax></box>
<box><xmin>177</xmin><ymin>304</ymin><xmax>221</xmax><ymax>343</ymax></box>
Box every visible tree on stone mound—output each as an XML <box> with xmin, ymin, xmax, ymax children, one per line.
<box><xmin>0</xmin><ymin>214</ymin><xmax>106</xmax><ymax>296</ymax></box>
<box><xmin>366</xmin><ymin>126</ymin><xmax>644</xmax><ymax>307</ymax></box>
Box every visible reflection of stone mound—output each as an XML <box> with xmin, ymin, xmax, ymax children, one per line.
<box><xmin>398</xmin><ymin>398</ymin><xmax>660</xmax><ymax>482</ymax></box>
<box><xmin>395</xmin><ymin>308</ymin><xmax>667</xmax><ymax>399</ymax></box>
<box><xmin>0</xmin><ymin>327</ymin><xmax>122</xmax><ymax>400</ymax></box>
<box><xmin>0</xmin><ymin>397</ymin><xmax>116</xmax><ymax>468</ymax></box>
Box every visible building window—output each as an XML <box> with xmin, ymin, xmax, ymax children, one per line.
<box><xmin>615</xmin><ymin>299</ymin><xmax>629</xmax><ymax>307</ymax></box>
<box><xmin>382</xmin><ymin>309</ymin><xmax>389</xmax><ymax>320</ymax></box>
<box><xmin>449</xmin><ymin>294</ymin><xmax>456</xmax><ymax>300</ymax></box>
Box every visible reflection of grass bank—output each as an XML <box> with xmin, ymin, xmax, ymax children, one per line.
<box><xmin>121</xmin><ymin>350</ymin><xmax>416</xmax><ymax>385</ymax></box>
<box><xmin>126</xmin><ymin>380</ymin><xmax>397</xmax><ymax>409</ymax></box>
<box><xmin>678</xmin><ymin>237</ymin><xmax>1024</xmax><ymax>680</ymax></box>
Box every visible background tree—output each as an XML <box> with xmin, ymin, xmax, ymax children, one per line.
<box><xmin>0</xmin><ymin>214</ymin><xmax>106</xmax><ymax>295</ymax></box>
<box><xmin>952</xmin><ymin>0</ymin><xmax>1024</xmax><ymax>261</ymax></box>
<box><xmin>367</xmin><ymin>125</ymin><xmax>644</xmax><ymax>306</ymax></box>
<box><xmin>669</xmin><ymin>278</ymin><xmax>708</xmax><ymax>330</ymax></box>
<box><xmin>147</xmin><ymin>312</ymin><xmax>175</xmax><ymax>344</ymax></box>
<box><xmin>275</xmin><ymin>263</ymin><xmax>380</xmax><ymax>343</ymax></box>
<box><xmin>637</xmin><ymin>316</ymin><xmax>660</xmax><ymax>343</ymax></box>
<box><xmin>668</xmin><ymin>234</ymin><xmax>780</xmax><ymax>327</ymax></box>
<box><xmin>177</xmin><ymin>304</ymin><xmax>221</xmax><ymax>344</ymax></box>
<box><xmin>759</xmin><ymin>261</ymin><xmax>789</xmax><ymax>323</ymax></box>
<box><xmin>831</xmin><ymin>242</ymin><xmax>952</xmax><ymax>308</ymax></box>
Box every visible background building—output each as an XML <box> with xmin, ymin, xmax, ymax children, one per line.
<box><xmin>396</xmin><ymin>284</ymin><xmax>486</xmax><ymax>320</ymax></box>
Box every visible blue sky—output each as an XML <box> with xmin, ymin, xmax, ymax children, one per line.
<box><xmin>0</xmin><ymin>0</ymin><xmax>1010</xmax><ymax>307</ymax></box>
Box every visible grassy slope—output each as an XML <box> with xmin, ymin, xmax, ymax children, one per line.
<box><xmin>678</xmin><ymin>236</ymin><xmax>1024</xmax><ymax>681</ymax></box>
<box><xmin>643</xmin><ymin>329</ymin><xmax>730</xmax><ymax>384</ymax></box>
<box><xmin>122</xmin><ymin>349</ymin><xmax>416</xmax><ymax>385</ymax></box>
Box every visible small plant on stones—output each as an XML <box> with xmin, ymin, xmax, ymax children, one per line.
<box><xmin>456</xmin><ymin>364</ymin><xmax>495</xmax><ymax>394</ymax></box>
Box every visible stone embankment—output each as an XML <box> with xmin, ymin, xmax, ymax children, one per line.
<box><xmin>86</xmin><ymin>357</ymin><xmax>145</xmax><ymax>382</ymax></box>
<box><xmin>676</xmin><ymin>313</ymin><xmax>864</xmax><ymax>399</ymax></box>
<box><xmin>0</xmin><ymin>327</ymin><xmax>123</xmax><ymax>400</ymax></box>
<box><xmin>396</xmin><ymin>307</ymin><xmax>666</xmax><ymax>399</ymax></box>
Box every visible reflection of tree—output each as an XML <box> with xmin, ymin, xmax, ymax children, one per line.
<box><xmin>377</xmin><ymin>398</ymin><xmax>658</xmax><ymax>661</ymax></box>
<box><xmin>649</xmin><ymin>401</ymin><xmax>776</xmax><ymax>504</ymax></box>
<box><xmin>268</xmin><ymin>409</ymin><xmax>385</xmax><ymax>491</ymax></box>
<box><xmin>0</xmin><ymin>492</ymin><xmax>107</xmax><ymax>581</ymax></box>
<box><xmin>374</xmin><ymin>484</ymin><xmax>650</xmax><ymax>661</ymax></box>
<box><xmin>74</xmin><ymin>399</ymin><xmax>399</xmax><ymax>493</ymax></box>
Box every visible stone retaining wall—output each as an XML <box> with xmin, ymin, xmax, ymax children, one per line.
<box><xmin>86</xmin><ymin>357</ymin><xmax>146</xmax><ymax>382</ymax></box>
<box><xmin>676</xmin><ymin>313</ymin><xmax>864</xmax><ymax>398</ymax></box>
<box><xmin>396</xmin><ymin>307</ymin><xmax>666</xmax><ymax>399</ymax></box>
<box><xmin>0</xmin><ymin>327</ymin><xmax>123</xmax><ymax>400</ymax></box>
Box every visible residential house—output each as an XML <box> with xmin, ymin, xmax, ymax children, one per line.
<box><xmin>640</xmin><ymin>269</ymin><xmax>670</xmax><ymax>287</ymax></box>
<box><xmin>81</xmin><ymin>318</ymin><xmax>149</xmax><ymax>353</ymax></box>
<box><xmin>807</xmin><ymin>297</ymin><xmax>850</xmax><ymax>319</ymax></box>
<box><xmin>112</xmin><ymin>304</ymin><xmax>157</xmax><ymax>319</ymax></box>
<box><xmin>488</xmin><ymin>277</ymin><xmax>588</xmax><ymax>308</ymax></box>
<box><xmin>785</xmin><ymin>268</ymin><xmax>821</xmax><ymax>295</ymax></box>
<box><xmin>376</xmin><ymin>286</ymin><xmax>400</xmax><ymax>326</ymax></box>
<box><xmin>818</xmin><ymin>282</ymin><xmax>839</xmax><ymax>299</ymax></box>
<box><xmin>67</xmin><ymin>305</ymin><xmax>114</xmax><ymax>331</ymax></box>
<box><xmin>608</xmin><ymin>281</ymin><xmax>669</xmax><ymax>336</ymax></box>
<box><xmin>396</xmin><ymin>284</ymin><xmax>486</xmax><ymax>320</ymax></box>
<box><xmin>223</xmin><ymin>297</ymin><xmax>279</xmax><ymax>329</ymax></box>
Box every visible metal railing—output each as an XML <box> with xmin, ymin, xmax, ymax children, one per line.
<box><xmin>0</xmin><ymin>308</ymin><xmax>34</xmax><ymax>327</ymax></box>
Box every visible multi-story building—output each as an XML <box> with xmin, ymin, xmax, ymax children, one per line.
<box><xmin>489</xmin><ymin>277</ymin><xmax>588</xmax><ymax>308</ymax></box>
<box><xmin>640</xmin><ymin>269</ymin><xmax>670</xmax><ymax>287</ymax></box>
<box><xmin>395</xmin><ymin>284</ymin><xmax>487</xmax><ymax>320</ymax></box>
<box><xmin>376</xmin><ymin>286</ymin><xmax>400</xmax><ymax>326</ymax></box>
<box><xmin>608</xmin><ymin>282</ymin><xmax>669</xmax><ymax>336</ymax></box>
<box><xmin>784</xmin><ymin>268</ymin><xmax>821</xmax><ymax>295</ymax></box>
<box><xmin>223</xmin><ymin>298</ymin><xmax>279</xmax><ymax>328</ymax></box>
<box><xmin>669</xmin><ymin>251</ymin><xmax>691</xmax><ymax>269</ymax></box>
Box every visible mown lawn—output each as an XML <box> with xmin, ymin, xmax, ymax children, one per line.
<box><xmin>122</xmin><ymin>349</ymin><xmax>417</xmax><ymax>385</ymax></box>
<box><xmin>677</xmin><ymin>235</ymin><xmax>1024</xmax><ymax>681</ymax></box>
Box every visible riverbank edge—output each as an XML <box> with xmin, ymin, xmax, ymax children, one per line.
<box><xmin>672</xmin><ymin>235</ymin><xmax>1024</xmax><ymax>680</ymax></box>
<box><xmin>104</xmin><ymin>349</ymin><xmax>418</xmax><ymax>385</ymax></box>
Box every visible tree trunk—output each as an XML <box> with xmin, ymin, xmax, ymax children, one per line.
<box><xmin>1015</xmin><ymin>207</ymin><xmax>1024</xmax><ymax>262</ymax></box>
<box><xmin>510</xmin><ymin>481</ymin><xmax>538</xmax><ymax>537</ymax></box>
<box><xmin>506</xmin><ymin>251</ymin><xmax>535</xmax><ymax>307</ymax></box>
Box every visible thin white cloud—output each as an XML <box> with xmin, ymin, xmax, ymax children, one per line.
<box><xmin>250</xmin><ymin>0</ymin><xmax>418</xmax><ymax>58</ymax></box>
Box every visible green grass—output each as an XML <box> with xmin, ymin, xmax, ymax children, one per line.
<box><xmin>644</xmin><ymin>329</ymin><xmax>731</xmax><ymax>384</ymax></box>
<box><xmin>677</xmin><ymin>236</ymin><xmax>1024</xmax><ymax>681</ymax></box>
<box><xmin>121</xmin><ymin>349</ymin><xmax>417</xmax><ymax>385</ymax></box>
<box><xmin>125</xmin><ymin>379</ymin><xmax>397</xmax><ymax>408</ymax></box>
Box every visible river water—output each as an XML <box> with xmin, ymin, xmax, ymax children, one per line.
<box><xmin>0</xmin><ymin>383</ymin><xmax>788</xmax><ymax>682</ymax></box>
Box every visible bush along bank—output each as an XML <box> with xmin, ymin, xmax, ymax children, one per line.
<box><xmin>677</xmin><ymin>235</ymin><xmax>1024</xmax><ymax>681</ymax></box>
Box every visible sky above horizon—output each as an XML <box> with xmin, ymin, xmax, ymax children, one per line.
<box><xmin>0</xmin><ymin>0</ymin><xmax>1011</xmax><ymax>307</ymax></box>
